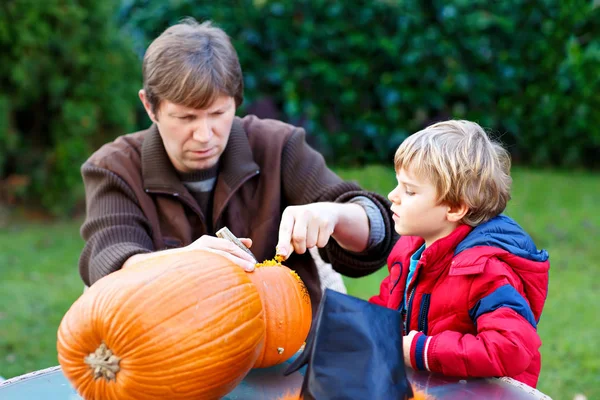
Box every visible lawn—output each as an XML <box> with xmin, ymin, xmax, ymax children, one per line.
<box><xmin>1</xmin><ymin>166</ymin><xmax>599</xmax><ymax>399</ymax></box>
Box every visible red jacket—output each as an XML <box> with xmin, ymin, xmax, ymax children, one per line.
<box><xmin>370</xmin><ymin>215</ymin><xmax>550</xmax><ymax>388</ymax></box>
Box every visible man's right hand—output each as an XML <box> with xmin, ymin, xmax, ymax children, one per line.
<box><xmin>122</xmin><ymin>235</ymin><xmax>257</xmax><ymax>272</ymax></box>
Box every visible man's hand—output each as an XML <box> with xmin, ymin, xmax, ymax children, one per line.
<box><xmin>123</xmin><ymin>235</ymin><xmax>256</xmax><ymax>272</ymax></box>
<box><xmin>276</xmin><ymin>203</ymin><xmax>340</xmax><ymax>259</ymax></box>
<box><xmin>276</xmin><ymin>202</ymin><xmax>371</xmax><ymax>260</ymax></box>
<box><xmin>188</xmin><ymin>235</ymin><xmax>256</xmax><ymax>271</ymax></box>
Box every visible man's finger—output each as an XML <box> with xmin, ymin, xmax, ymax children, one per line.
<box><xmin>209</xmin><ymin>237</ymin><xmax>256</xmax><ymax>264</ymax></box>
<box><xmin>221</xmin><ymin>240</ymin><xmax>256</xmax><ymax>263</ymax></box>
<box><xmin>305</xmin><ymin>218</ymin><xmax>319</xmax><ymax>249</ymax></box>
<box><xmin>316</xmin><ymin>226</ymin><xmax>331</xmax><ymax>248</ymax></box>
<box><xmin>204</xmin><ymin>248</ymin><xmax>255</xmax><ymax>272</ymax></box>
<box><xmin>276</xmin><ymin>209</ymin><xmax>295</xmax><ymax>258</ymax></box>
<box><xmin>291</xmin><ymin>210</ymin><xmax>309</xmax><ymax>255</ymax></box>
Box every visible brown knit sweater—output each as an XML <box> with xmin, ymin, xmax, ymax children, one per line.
<box><xmin>79</xmin><ymin>115</ymin><xmax>397</xmax><ymax>309</ymax></box>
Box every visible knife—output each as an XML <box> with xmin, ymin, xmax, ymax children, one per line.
<box><xmin>216</xmin><ymin>227</ymin><xmax>258</xmax><ymax>264</ymax></box>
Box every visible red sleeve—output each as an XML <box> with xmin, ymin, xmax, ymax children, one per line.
<box><xmin>423</xmin><ymin>308</ymin><xmax>540</xmax><ymax>378</ymax></box>
<box><xmin>369</xmin><ymin>274</ymin><xmax>391</xmax><ymax>307</ymax></box>
<box><xmin>409</xmin><ymin>260</ymin><xmax>541</xmax><ymax>379</ymax></box>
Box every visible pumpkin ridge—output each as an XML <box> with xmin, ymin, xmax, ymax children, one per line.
<box><xmin>56</xmin><ymin>316</ymin><xmax>86</xmax><ymax>356</ymax></box>
<box><xmin>115</xmin><ymin>276</ymin><xmax>258</xmax><ymax>356</ymax></box>
<box><xmin>124</xmin><ymin>311</ymin><xmax>265</xmax><ymax>371</ymax></box>
<box><xmin>111</xmin><ymin>336</ymin><xmax>263</xmax><ymax>397</ymax></box>
<box><xmin>104</xmin><ymin>263</ymin><xmax>226</xmax><ymax>344</ymax></box>
<box><xmin>101</xmin><ymin>252</ymin><xmax>226</xmax><ymax>338</ymax></box>
<box><xmin>58</xmin><ymin>301</ymin><xmax>108</xmax><ymax>370</ymax></box>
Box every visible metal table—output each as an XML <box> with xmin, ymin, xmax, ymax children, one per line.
<box><xmin>0</xmin><ymin>355</ymin><xmax>551</xmax><ymax>399</ymax></box>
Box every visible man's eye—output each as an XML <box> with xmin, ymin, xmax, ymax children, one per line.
<box><xmin>178</xmin><ymin>115</ymin><xmax>194</xmax><ymax>120</ymax></box>
<box><xmin>211</xmin><ymin>111</ymin><xmax>225</xmax><ymax>116</ymax></box>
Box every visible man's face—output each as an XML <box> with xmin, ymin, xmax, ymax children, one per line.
<box><xmin>388</xmin><ymin>167</ymin><xmax>457</xmax><ymax>246</ymax></box>
<box><xmin>141</xmin><ymin>93</ymin><xmax>236</xmax><ymax>172</ymax></box>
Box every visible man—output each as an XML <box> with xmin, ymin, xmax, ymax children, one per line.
<box><xmin>79</xmin><ymin>19</ymin><xmax>396</xmax><ymax>309</ymax></box>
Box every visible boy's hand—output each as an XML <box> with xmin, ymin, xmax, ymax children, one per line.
<box><xmin>403</xmin><ymin>330</ymin><xmax>420</xmax><ymax>367</ymax></box>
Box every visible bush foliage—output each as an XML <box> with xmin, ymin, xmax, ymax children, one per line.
<box><xmin>1</xmin><ymin>0</ymin><xmax>599</xmax><ymax>214</ymax></box>
<box><xmin>121</xmin><ymin>0</ymin><xmax>600</xmax><ymax>166</ymax></box>
<box><xmin>0</xmin><ymin>0</ymin><xmax>140</xmax><ymax>214</ymax></box>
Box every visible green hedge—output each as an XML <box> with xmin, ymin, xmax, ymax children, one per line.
<box><xmin>122</xmin><ymin>0</ymin><xmax>600</xmax><ymax>166</ymax></box>
<box><xmin>1</xmin><ymin>0</ymin><xmax>599</xmax><ymax>214</ymax></box>
<box><xmin>0</xmin><ymin>0</ymin><xmax>140</xmax><ymax>214</ymax></box>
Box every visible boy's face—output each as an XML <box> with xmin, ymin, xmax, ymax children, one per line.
<box><xmin>388</xmin><ymin>167</ymin><xmax>461</xmax><ymax>247</ymax></box>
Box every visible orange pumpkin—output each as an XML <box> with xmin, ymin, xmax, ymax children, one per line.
<box><xmin>57</xmin><ymin>250</ymin><xmax>265</xmax><ymax>400</ymax></box>
<box><xmin>248</xmin><ymin>259</ymin><xmax>312</xmax><ymax>368</ymax></box>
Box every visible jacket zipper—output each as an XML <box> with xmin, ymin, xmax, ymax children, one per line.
<box><xmin>146</xmin><ymin>169</ymin><xmax>260</xmax><ymax>234</ymax></box>
<box><xmin>213</xmin><ymin>169</ymin><xmax>260</xmax><ymax>230</ymax></box>
<box><xmin>144</xmin><ymin>189</ymin><xmax>199</xmax><ymax>212</ymax></box>
<box><xmin>144</xmin><ymin>189</ymin><xmax>207</xmax><ymax>232</ymax></box>
<box><xmin>404</xmin><ymin>285</ymin><xmax>416</xmax><ymax>335</ymax></box>
<box><xmin>418</xmin><ymin>294</ymin><xmax>431</xmax><ymax>334</ymax></box>
<box><xmin>404</xmin><ymin>259</ymin><xmax>427</xmax><ymax>334</ymax></box>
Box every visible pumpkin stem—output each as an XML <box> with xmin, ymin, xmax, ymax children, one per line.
<box><xmin>84</xmin><ymin>342</ymin><xmax>121</xmax><ymax>381</ymax></box>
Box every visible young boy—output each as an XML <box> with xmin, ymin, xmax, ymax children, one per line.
<box><xmin>370</xmin><ymin>120</ymin><xmax>550</xmax><ymax>388</ymax></box>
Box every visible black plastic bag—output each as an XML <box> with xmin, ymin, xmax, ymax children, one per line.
<box><xmin>285</xmin><ymin>289</ymin><xmax>414</xmax><ymax>400</ymax></box>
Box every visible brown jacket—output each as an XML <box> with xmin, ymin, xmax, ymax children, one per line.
<box><xmin>79</xmin><ymin>115</ymin><xmax>396</xmax><ymax>308</ymax></box>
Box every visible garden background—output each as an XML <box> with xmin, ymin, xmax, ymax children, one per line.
<box><xmin>1</xmin><ymin>1</ymin><xmax>599</xmax><ymax>399</ymax></box>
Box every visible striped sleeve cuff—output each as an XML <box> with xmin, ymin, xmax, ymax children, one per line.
<box><xmin>409</xmin><ymin>331</ymin><xmax>432</xmax><ymax>371</ymax></box>
<box><xmin>347</xmin><ymin>196</ymin><xmax>385</xmax><ymax>249</ymax></box>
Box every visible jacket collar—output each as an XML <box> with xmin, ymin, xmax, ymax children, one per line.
<box><xmin>419</xmin><ymin>224</ymin><xmax>473</xmax><ymax>272</ymax></box>
<box><xmin>141</xmin><ymin>118</ymin><xmax>260</xmax><ymax>195</ymax></box>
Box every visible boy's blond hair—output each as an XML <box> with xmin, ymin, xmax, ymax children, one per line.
<box><xmin>142</xmin><ymin>18</ymin><xmax>243</xmax><ymax>115</ymax></box>
<box><xmin>394</xmin><ymin>120</ymin><xmax>511</xmax><ymax>226</ymax></box>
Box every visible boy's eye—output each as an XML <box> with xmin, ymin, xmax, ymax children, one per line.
<box><xmin>211</xmin><ymin>111</ymin><xmax>225</xmax><ymax>116</ymax></box>
<box><xmin>178</xmin><ymin>115</ymin><xmax>194</xmax><ymax>120</ymax></box>
<box><xmin>405</xmin><ymin>190</ymin><xmax>415</xmax><ymax>196</ymax></box>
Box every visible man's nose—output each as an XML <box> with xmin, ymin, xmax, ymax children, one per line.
<box><xmin>192</xmin><ymin>120</ymin><xmax>212</xmax><ymax>142</ymax></box>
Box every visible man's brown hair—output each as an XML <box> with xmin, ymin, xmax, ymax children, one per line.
<box><xmin>142</xmin><ymin>18</ymin><xmax>243</xmax><ymax>114</ymax></box>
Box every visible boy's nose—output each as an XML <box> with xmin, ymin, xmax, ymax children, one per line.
<box><xmin>387</xmin><ymin>188</ymin><xmax>399</xmax><ymax>203</ymax></box>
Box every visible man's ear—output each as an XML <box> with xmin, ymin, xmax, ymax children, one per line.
<box><xmin>139</xmin><ymin>89</ymin><xmax>158</xmax><ymax>123</ymax></box>
<box><xmin>447</xmin><ymin>202</ymin><xmax>469</xmax><ymax>223</ymax></box>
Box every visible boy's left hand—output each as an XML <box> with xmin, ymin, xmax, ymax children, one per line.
<box><xmin>403</xmin><ymin>330</ymin><xmax>420</xmax><ymax>367</ymax></box>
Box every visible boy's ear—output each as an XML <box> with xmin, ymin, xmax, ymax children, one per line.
<box><xmin>447</xmin><ymin>202</ymin><xmax>469</xmax><ymax>223</ymax></box>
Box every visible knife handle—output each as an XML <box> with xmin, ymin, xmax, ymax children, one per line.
<box><xmin>216</xmin><ymin>227</ymin><xmax>257</xmax><ymax>263</ymax></box>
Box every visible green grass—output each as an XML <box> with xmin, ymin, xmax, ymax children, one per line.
<box><xmin>0</xmin><ymin>220</ymin><xmax>84</xmax><ymax>378</ymax></box>
<box><xmin>1</xmin><ymin>166</ymin><xmax>599</xmax><ymax>400</ymax></box>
